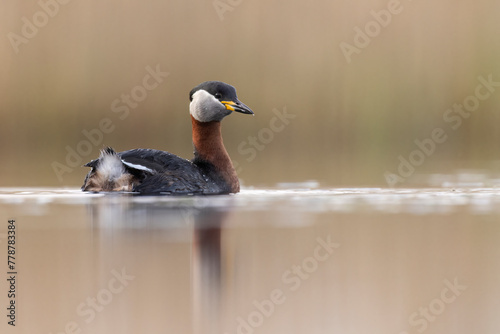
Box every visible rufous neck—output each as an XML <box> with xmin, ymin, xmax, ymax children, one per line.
<box><xmin>191</xmin><ymin>116</ymin><xmax>239</xmax><ymax>193</ymax></box>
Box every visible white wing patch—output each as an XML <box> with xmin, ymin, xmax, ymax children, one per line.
<box><xmin>121</xmin><ymin>160</ymin><xmax>154</xmax><ymax>173</ymax></box>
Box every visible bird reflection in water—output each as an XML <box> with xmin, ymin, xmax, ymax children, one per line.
<box><xmin>192</xmin><ymin>208</ymin><xmax>227</xmax><ymax>334</ymax></box>
<box><xmin>85</xmin><ymin>195</ymin><xmax>230</xmax><ymax>334</ymax></box>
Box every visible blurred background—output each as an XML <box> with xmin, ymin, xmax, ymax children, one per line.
<box><xmin>2</xmin><ymin>2</ymin><xmax>500</xmax><ymax>333</ymax></box>
<box><xmin>1</xmin><ymin>0</ymin><xmax>500</xmax><ymax>188</ymax></box>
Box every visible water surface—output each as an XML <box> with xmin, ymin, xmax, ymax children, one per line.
<box><xmin>1</xmin><ymin>187</ymin><xmax>499</xmax><ymax>334</ymax></box>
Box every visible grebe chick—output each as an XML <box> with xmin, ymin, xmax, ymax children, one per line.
<box><xmin>81</xmin><ymin>81</ymin><xmax>254</xmax><ymax>195</ymax></box>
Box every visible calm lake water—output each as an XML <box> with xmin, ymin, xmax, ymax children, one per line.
<box><xmin>1</xmin><ymin>186</ymin><xmax>500</xmax><ymax>334</ymax></box>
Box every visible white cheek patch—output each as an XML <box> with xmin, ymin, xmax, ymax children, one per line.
<box><xmin>190</xmin><ymin>89</ymin><xmax>222</xmax><ymax>122</ymax></box>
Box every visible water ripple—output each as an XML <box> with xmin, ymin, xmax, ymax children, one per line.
<box><xmin>1</xmin><ymin>187</ymin><xmax>500</xmax><ymax>215</ymax></box>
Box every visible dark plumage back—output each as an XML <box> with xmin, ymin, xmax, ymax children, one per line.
<box><xmin>81</xmin><ymin>148</ymin><xmax>228</xmax><ymax>195</ymax></box>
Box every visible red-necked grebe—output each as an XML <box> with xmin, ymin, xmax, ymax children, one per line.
<box><xmin>81</xmin><ymin>81</ymin><xmax>253</xmax><ymax>194</ymax></box>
